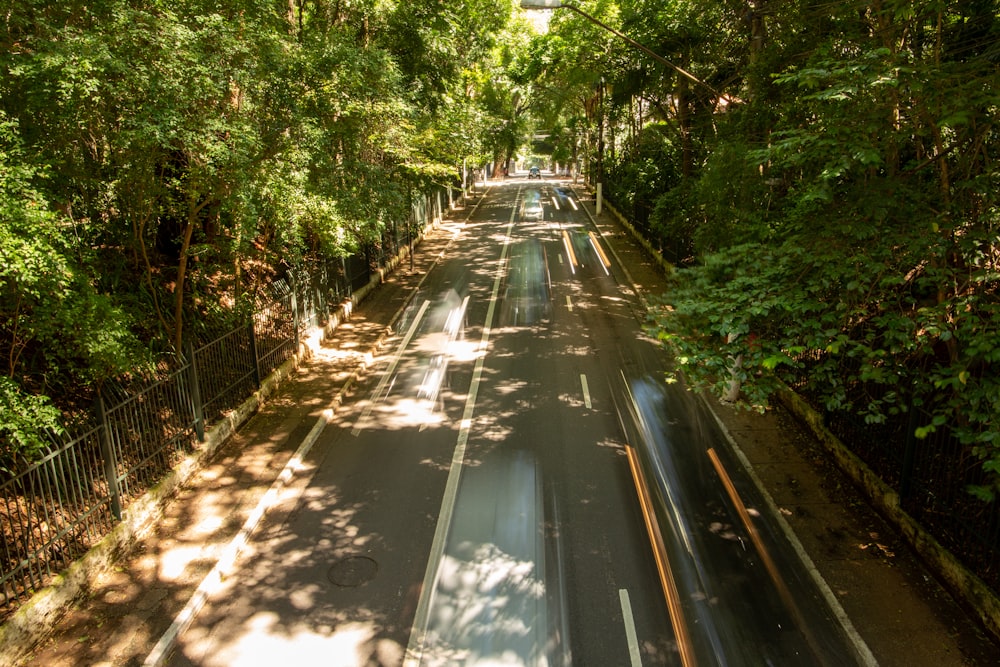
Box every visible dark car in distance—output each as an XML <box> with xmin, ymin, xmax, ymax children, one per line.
<box><xmin>528</xmin><ymin>166</ymin><xmax>541</xmax><ymax>179</ymax></box>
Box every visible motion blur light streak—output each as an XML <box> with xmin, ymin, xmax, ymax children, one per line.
<box><xmin>418</xmin><ymin>452</ymin><xmax>568</xmax><ymax>667</ymax></box>
<box><xmin>405</xmin><ymin>218</ymin><xmax>517</xmax><ymax>667</ymax></box>
<box><xmin>352</xmin><ymin>299</ymin><xmax>431</xmax><ymax>436</ymax></box>
<box><xmin>500</xmin><ymin>240</ymin><xmax>552</xmax><ymax>327</ymax></box>
<box><xmin>561</xmin><ymin>231</ymin><xmax>577</xmax><ymax>273</ymax></box>
<box><xmin>625</xmin><ymin>444</ymin><xmax>697</xmax><ymax>667</ymax></box>
<box><xmin>619</xmin><ymin>376</ymin><xmax>865</xmax><ymax>665</ymax></box>
<box><xmin>587</xmin><ymin>232</ymin><xmax>611</xmax><ymax>274</ymax></box>
<box><xmin>707</xmin><ymin>447</ymin><xmax>828</xmax><ymax>666</ymax></box>
<box><xmin>188</xmin><ymin>614</ymin><xmax>385</xmax><ymax>666</ymax></box>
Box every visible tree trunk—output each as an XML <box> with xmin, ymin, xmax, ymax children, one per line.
<box><xmin>677</xmin><ymin>68</ymin><xmax>692</xmax><ymax>180</ymax></box>
<box><xmin>172</xmin><ymin>197</ymin><xmax>211</xmax><ymax>352</ymax></box>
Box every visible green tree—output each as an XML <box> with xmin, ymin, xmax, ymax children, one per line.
<box><xmin>647</xmin><ymin>0</ymin><xmax>1000</xmax><ymax>493</ymax></box>
<box><xmin>1</xmin><ymin>0</ymin><xmax>521</xmax><ymax>467</ymax></box>
<box><xmin>0</xmin><ymin>113</ymin><xmax>142</xmax><ymax>468</ymax></box>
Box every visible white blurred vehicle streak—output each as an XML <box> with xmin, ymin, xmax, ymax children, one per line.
<box><xmin>351</xmin><ymin>299</ymin><xmax>431</xmax><ymax>436</ymax></box>
<box><xmin>404</xmin><ymin>206</ymin><xmax>518</xmax><ymax>666</ymax></box>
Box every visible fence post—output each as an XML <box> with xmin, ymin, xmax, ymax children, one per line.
<box><xmin>290</xmin><ymin>271</ymin><xmax>301</xmax><ymax>355</ymax></box>
<box><xmin>184</xmin><ymin>338</ymin><xmax>205</xmax><ymax>442</ymax></box>
<box><xmin>900</xmin><ymin>396</ymin><xmax>921</xmax><ymax>504</ymax></box>
<box><xmin>319</xmin><ymin>262</ymin><xmax>329</xmax><ymax>326</ymax></box>
<box><xmin>248</xmin><ymin>317</ymin><xmax>262</xmax><ymax>388</ymax></box>
<box><xmin>342</xmin><ymin>256</ymin><xmax>349</xmax><ymax>298</ymax></box>
<box><xmin>96</xmin><ymin>391</ymin><xmax>123</xmax><ymax>521</ymax></box>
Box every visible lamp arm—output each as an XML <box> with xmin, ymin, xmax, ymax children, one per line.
<box><xmin>561</xmin><ymin>3</ymin><xmax>721</xmax><ymax>98</ymax></box>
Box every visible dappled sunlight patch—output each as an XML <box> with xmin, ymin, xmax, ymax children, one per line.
<box><xmin>191</xmin><ymin>612</ymin><xmax>386</xmax><ymax>666</ymax></box>
<box><xmin>493</xmin><ymin>378</ymin><xmax>529</xmax><ymax>396</ymax></box>
<box><xmin>416</xmin><ymin>450</ymin><xmax>564</xmax><ymax>667</ymax></box>
<box><xmin>557</xmin><ymin>390</ymin><xmax>591</xmax><ymax>409</ymax></box>
<box><xmin>471</xmin><ymin>413</ymin><xmax>515</xmax><ymax>444</ymax></box>
<box><xmin>158</xmin><ymin>544</ymin><xmax>218</xmax><ymax>580</ymax></box>
<box><xmin>288</xmin><ymin>582</ymin><xmax>325</xmax><ymax>610</ymax></box>
<box><xmin>428</xmin><ymin>546</ymin><xmax>544</xmax><ymax>657</ymax></box>
<box><xmin>300</xmin><ymin>484</ymin><xmax>342</xmax><ymax>512</ymax></box>
<box><xmin>448</xmin><ymin>338</ymin><xmax>484</xmax><ymax>363</ymax></box>
<box><xmin>368</xmin><ymin>396</ymin><xmax>448</xmax><ymax>430</ymax></box>
<box><xmin>420</xmin><ymin>456</ymin><xmax>452</xmax><ymax>472</ymax></box>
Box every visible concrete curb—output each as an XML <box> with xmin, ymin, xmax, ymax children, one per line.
<box><xmin>601</xmin><ymin>199</ymin><xmax>674</xmax><ymax>277</ymax></box>
<box><xmin>0</xmin><ymin>337</ymin><xmax>303</xmax><ymax>667</ymax></box>
<box><xmin>697</xmin><ymin>392</ymin><xmax>879</xmax><ymax>666</ymax></box>
<box><xmin>777</xmin><ymin>387</ymin><xmax>1000</xmax><ymax>644</ymax></box>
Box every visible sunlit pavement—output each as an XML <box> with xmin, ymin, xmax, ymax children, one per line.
<box><xmin>21</xmin><ymin>174</ymin><xmax>1000</xmax><ymax>667</ymax></box>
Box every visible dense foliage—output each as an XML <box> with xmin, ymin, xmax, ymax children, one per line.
<box><xmin>0</xmin><ymin>0</ymin><xmax>519</xmax><ymax>467</ymax></box>
<box><xmin>5</xmin><ymin>1</ymin><xmax>999</xmax><ymax>497</ymax></box>
<box><xmin>524</xmin><ymin>1</ymin><xmax>1000</xmax><ymax>496</ymax></box>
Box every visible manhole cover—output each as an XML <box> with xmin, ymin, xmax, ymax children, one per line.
<box><xmin>327</xmin><ymin>556</ymin><xmax>378</xmax><ymax>587</ymax></box>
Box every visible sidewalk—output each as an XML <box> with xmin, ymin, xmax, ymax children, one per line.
<box><xmin>15</xmin><ymin>182</ymin><xmax>1000</xmax><ymax>667</ymax></box>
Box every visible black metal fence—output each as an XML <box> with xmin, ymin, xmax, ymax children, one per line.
<box><xmin>0</xmin><ymin>260</ymin><xmax>336</xmax><ymax>616</ymax></box>
<box><xmin>0</xmin><ymin>185</ymin><xmax>452</xmax><ymax>619</ymax></box>
<box><xmin>813</xmin><ymin>379</ymin><xmax>1000</xmax><ymax>594</ymax></box>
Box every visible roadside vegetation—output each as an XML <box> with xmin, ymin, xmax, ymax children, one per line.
<box><xmin>2</xmin><ymin>1</ymin><xmax>998</xmax><ymax>500</ymax></box>
<box><xmin>0</xmin><ymin>0</ymin><xmax>528</xmax><ymax>471</ymax></box>
<box><xmin>521</xmin><ymin>1</ymin><xmax>1000</xmax><ymax>499</ymax></box>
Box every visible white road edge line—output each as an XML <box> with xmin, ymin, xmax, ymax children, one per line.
<box><xmin>403</xmin><ymin>197</ymin><xmax>518</xmax><ymax>667</ymax></box>
<box><xmin>570</xmin><ymin>186</ymin><xmax>644</xmax><ymax>310</ymax></box>
<box><xmin>619</xmin><ymin>588</ymin><xmax>643</xmax><ymax>667</ymax></box>
<box><xmin>578</xmin><ymin>189</ymin><xmax>874</xmax><ymax>664</ymax></box>
<box><xmin>143</xmin><ymin>406</ymin><xmax>334</xmax><ymax>667</ymax></box>
<box><xmin>581</xmin><ymin>373</ymin><xmax>592</xmax><ymax>409</ymax></box>
<box><xmin>143</xmin><ymin>192</ymin><xmax>493</xmax><ymax>667</ymax></box>
<box><xmin>699</xmin><ymin>394</ymin><xmax>879</xmax><ymax>667</ymax></box>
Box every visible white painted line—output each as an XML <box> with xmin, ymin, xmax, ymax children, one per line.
<box><xmin>699</xmin><ymin>395</ymin><xmax>879</xmax><ymax>667</ymax></box>
<box><xmin>351</xmin><ymin>299</ymin><xmax>430</xmax><ymax>436</ymax></box>
<box><xmin>619</xmin><ymin>589</ymin><xmax>643</xmax><ymax>667</ymax></box>
<box><xmin>566</xmin><ymin>295</ymin><xmax>573</xmax><ymax>312</ymax></box>
<box><xmin>570</xmin><ymin>185</ymin><xmax>646</xmax><ymax>312</ymax></box>
<box><xmin>568</xmin><ymin>197</ymin><xmax>579</xmax><ymax>211</ymax></box>
<box><xmin>581</xmin><ymin>374</ymin><xmax>592</xmax><ymax>409</ymax></box>
<box><xmin>589</xmin><ymin>233</ymin><xmax>611</xmax><ymax>275</ymax></box>
<box><xmin>551</xmin><ymin>196</ymin><xmax>561</xmax><ymax>210</ymax></box>
<box><xmin>144</xmin><ymin>408</ymin><xmax>334</xmax><ymax>667</ymax></box>
<box><xmin>144</xmin><ymin>195</ymin><xmax>492</xmax><ymax>667</ymax></box>
<box><xmin>404</xmin><ymin>211</ymin><xmax>516</xmax><ymax>667</ymax></box>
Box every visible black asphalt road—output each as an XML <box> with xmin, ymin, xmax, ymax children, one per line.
<box><xmin>162</xmin><ymin>178</ymin><xmax>867</xmax><ymax>666</ymax></box>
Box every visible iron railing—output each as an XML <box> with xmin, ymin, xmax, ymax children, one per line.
<box><xmin>0</xmin><ymin>185</ymin><xmax>451</xmax><ymax>618</ymax></box>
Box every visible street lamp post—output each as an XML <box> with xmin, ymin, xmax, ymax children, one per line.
<box><xmin>522</xmin><ymin>0</ymin><xmax>720</xmax><ymax>215</ymax></box>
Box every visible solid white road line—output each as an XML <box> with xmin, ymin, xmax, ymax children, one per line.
<box><xmin>144</xmin><ymin>191</ymin><xmax>496</xmax><ymax>667</ymax></box>
<box><xmin>701</xmin><ymin>397</ymin><xmax>879</xmax><ymax>667</ymax></box>
<box><xmin>562</xmin><ymin>230</ymin><xmax>577</xmax><ymax>274</ymax></box>
<box><xmin>143</xmin><ymin>407</ymin><xmax>334</xmax><ymax>667</ymax></box>
<box><xmin>619</xmin><ymin>588</ymin><xmax>644</xmax><ymax>667</ymax></box>
<box><xmin>581</xmin><ymin>373</ymin><xmax>592</xmax><ymax>409</ymax></box>
<box><xmin>403</xmin><ymin>204</ymin><xmax>517</xmax><ymax>667</ymax></box>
